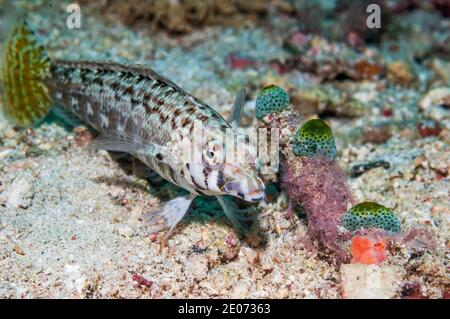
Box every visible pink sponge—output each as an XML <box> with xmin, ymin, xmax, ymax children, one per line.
<box><xmin>281</xmin><ymin>155</ymin><xmax>353</xmax><ymax>261</ymax></box>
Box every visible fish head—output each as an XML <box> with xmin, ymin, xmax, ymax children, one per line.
<box><xmin>221</xmin><ymin>164</ymin><xmax>265</xmax><ymax>202</ymax></box>
<box><xmin>196</xmin><ymin>128</ymin><xmax>265</xmax><ymax>202</ymax></box>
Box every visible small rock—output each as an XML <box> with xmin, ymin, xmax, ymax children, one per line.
<box><xmin>188</xmin><ymin>255</ymin><xmax>209</xmax><ymax>281</ymax></box>
<box><xmin>64</xmin><ymin>264</ymin><xmax>86</xmax><ymax>294</ymax></box>
<box><xmin>242</xmin><ymin>247</ymin><xmax>259</xmax><ymax>265</ymax></box>
<box><xmin>3</xmin><ymin>128</ymin><xmax>17</xmax><ymax>139</ymax></box>
<box><xmin>340</xmin><ymin>264</ymin><xmax>405</xmax><ymax>299</ymax></box>
<box><xmin>131</xmin><ymin>273</ymin><xmax>152</xmax><ymax>289</ymax></box>
<box><xmin>387</xmin><ymin>61</ymin><xmax>414</xmax><ymax>85</ymax></box>
<box><xmin>25</xmin><ymin>145</ymin><xmax>44</xmax><ymax>157</ymax></box>
<box><xmin>292</xmin><ymin>88</ymin><xmax>329</xmax><ymax>115</ymax></box>
<box><xmin>225</xmin><ymin>52</ymin><xmax>259</xmax><ymax>70</ymax></box>
<box><xmin>275</xmin><ymin>287</ymin><xmax>290</xmax><ymax>298</ymax></box>
<box><xmin>419</xmin><ymin>87</ymin><xmax>450</xmax><ymax>129</ymax></box>
<box><xmin>430</xmin><ymin>58</ymin><xmax>450</xmax><ymax>83</ymax></box>
<box><xmin>114</xmin><ymin>224</ymin><xmax>134</xmax><ymax>238</ymax></box>
<box><xmin>73</xmin><ymin>126</ymin><xmax>94</xmax><ymax>147</ymax></box>
<box><xmin>418</xmin><ymin>119</ymin><xmax>442</xmax><ymax>138</ymax></box>
<box><xmin>0</xmin><ymin>148</ymin><xmax>13</xmax><ymax>159</ymax></box>
<box><xmin>354</xmin><ymin>60</ymin><xmax>384</xmax><ymax>80</ymax></box>
<box><xmin>362</xmin><ymin>125</ymin><xmax>392</xmax><ymax>144</ymax></box>
<box><xmin>13</xmin><ymin>244</ymin><xmax>25</xmax><ymax>256</ymax></box>
<box><xmin>1</xmin><ymin>177</ymin><xmax>34</xmax><ymax>209</ymax></box>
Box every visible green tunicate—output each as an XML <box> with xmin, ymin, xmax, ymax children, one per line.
<box><xmin>342</xmin><ymin>202</ymin><xmax>401</xmax><ymax>233</ymax></box>
<box><xmin>292</xmin><ymin>119</ymin><xmax>337</xmax><ymax>160</ymax></box>
<box><xmin>255</xmin><ymin>85</ymin><xmax>290</xmax><ymax>120</ymax></box>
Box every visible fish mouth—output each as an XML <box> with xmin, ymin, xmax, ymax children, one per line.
<box><xmin>246</xmin><ymin>191</ymin><xmax>265</xmax><ymax>202</ymax></box>
<box><xmin>224</xmin><ymin>180</ymin><xmax>265</xmax><ymax>202</ymax></box>
<box><xmin>249</xmin><ymin>195</ymin><xmax>264</xmax><ymax>202</ymax></box>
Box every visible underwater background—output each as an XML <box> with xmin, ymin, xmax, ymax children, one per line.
<box><xmin>0</xmin><ymin>0</ymin><xmax>448</xmax><ymax>298</ymax></box>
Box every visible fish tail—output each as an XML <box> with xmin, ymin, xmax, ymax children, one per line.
<box><xmin>1</xmin><ymin>21</ymin><xmax>53</xmax><ymax>127</ymax></box>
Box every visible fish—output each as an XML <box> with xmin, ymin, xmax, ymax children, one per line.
<box><xmin>0</xmin><ymin>22</ymin><xmax>265</xmax><ymax>235</ymax></box>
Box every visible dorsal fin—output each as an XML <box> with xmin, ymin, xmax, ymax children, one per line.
<box><xmin>228</xmin><ymin>88</ymin><xmax>246</xmax><ymax>126</ymax></box>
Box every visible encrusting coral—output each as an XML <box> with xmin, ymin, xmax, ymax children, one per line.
<box><xmin>254</xmin><ymin>85</ymin><xmax>355</xmax><ymax>262</ymax></box>
<box><xmin>255</xmin><ymin>84</ymin><xmax>290</xmax><ymax>120</ymax></box>
<box><xmin>342</xmin><ymin>202</ymin><xmax>401</xmax><ymax>233</ymax></box>
<box><xmin>258</xmin><ymin>88</ymin><xmax>428</xmax><ymax>265</ymax></box>
<box><xmin>292</xmin><ymin>119</ymin><xmax>337</xmax><ymax>160</ymax></box>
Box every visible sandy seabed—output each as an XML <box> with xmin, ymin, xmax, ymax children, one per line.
<box><xmin>0</xmin><ymin>1</ymin><xmax>448</xmax><ymax>298</ymax></box>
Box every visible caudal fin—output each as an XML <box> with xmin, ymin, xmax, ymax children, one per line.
<box><xmin>1</xmin><ymin>21</ymin><xmax>52</xmax><ymax>127</ymax></box>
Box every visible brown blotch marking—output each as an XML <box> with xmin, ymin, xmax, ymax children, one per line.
<box><xmin>142</xmin><ymin>93</ymin><xmax>151</xmax><ymax>103</ymax></box>
<box><xmin>203</xmin><ymin>166</ymin><xmax>211</xmax><ymax>188</ymax></box>
<box><xmin>159</xmin><ymin>113</ymin><xmax>168</xmax><ymax>123</ymax></box>
<box><xmin>110</xmin><ymin>81</ymin><xmax>120</xmax><ymax>91</ymax></box>
<box><xmin>198</xmin><ymin>115</ymin><xmax>209</xmax><ymax>122</ymax></box>
<box><xmin>124</xmin><ymin>86</ymin><xmax>134</xmax><ymax>96</ymax></box>
<box><xmin>174</xmin><ymin>109</ymin><xmax>181</xmax><ymax>117</ymax></box>
<box><xmin>181</xmin><ymin>118</ymin><xmax>191</xmax><ymax>128</ymax></box>
<box><xmin>142</xmin><ymin>100</ymin><xmax>152</xmax><ymax>112</ymax></box>
<box><xmin>142</xmin><ymin>92</ymin><xmax>165</xmax><ymax>111</ymax></box>
<box><xmin>217</xmin><ymin>167</ymin><xmax>225</xmax><ymax>190</ymax></box>
<box><xmin>171</xmin><ymin>118</ymin><xmax>177</xmax><ymax>130</ymax></box>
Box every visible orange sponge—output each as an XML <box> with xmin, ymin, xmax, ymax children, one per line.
<box><xmin>350</xmin><ymin>235</ymin><xmax>387</xmax><ymax>265</ymax></box>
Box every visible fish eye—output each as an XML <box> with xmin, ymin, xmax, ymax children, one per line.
<box><xmin>203</xmin><ymin>147</ymin><xmax>217</xmax><ymax>166</ymax></box>
<box><xmin>203</xmin><ymin>142</ymin><xmax>224</xmax><ymax>167</ymax></box>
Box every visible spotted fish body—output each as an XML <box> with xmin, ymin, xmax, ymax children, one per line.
<box><xmin>47</xmin><ymin>60</ymin><xmax>233</xmax><ymax>196</ymax></box>
<box><xmin>1</xmin><ymin>22</ymin><xmax>265</xmax><ymax>235</ymax></box>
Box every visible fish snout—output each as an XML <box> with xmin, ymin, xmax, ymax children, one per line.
<box><xmin>224</xmin><ymin>178</ymin><xmax>265</xmax><ymax>202</ymax></box>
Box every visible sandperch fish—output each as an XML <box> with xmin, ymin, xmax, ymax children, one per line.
<box><xmin>0</xmin><ymin>22</ymin><xmax>265</xmax><ymax>235</ymax></box>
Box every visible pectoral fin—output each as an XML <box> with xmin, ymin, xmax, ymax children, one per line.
<box><xmin>141</xmin><ymin>194</ymin><xmax>196</xmax><ymax>236</ymax></box>
<box><xmin>216</xmin><ymin>195</ymin><xmax>256</xmax><ymax>233</ymax></box>
<box><xmin>89</xmin><ymin>131</ymin><xmax>170</xmax><ymax>164</ymax></box>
